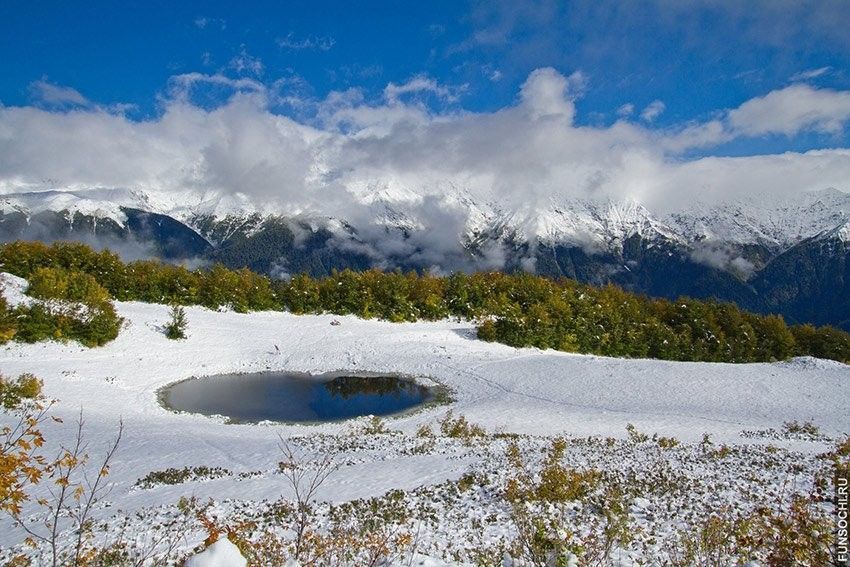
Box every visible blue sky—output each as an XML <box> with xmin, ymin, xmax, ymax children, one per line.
<box><xmin>1</xmin><ymin>0</ymin><xmax>850</xmax><ymax>214</ymax></box>
<box><xmin>3</xmin><ymin>1</ymin><xmax>848</xmax><ymax>142</ymax></box>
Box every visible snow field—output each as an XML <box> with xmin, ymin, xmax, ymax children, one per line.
<box><xmin>0</xmin><ymin>286</ymin><xmax>847</xmax><ymax>563</ymax></box>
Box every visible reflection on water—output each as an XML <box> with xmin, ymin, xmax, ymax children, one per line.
<box><xmin>160</xmin><ymin>371</ymin><xmax>433</xmax><ymax>423</ymax></box>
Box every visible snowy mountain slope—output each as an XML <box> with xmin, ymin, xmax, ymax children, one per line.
<box><xmin>0</xmin><ymin>187</ymin><xmax>262</xmax><ymax>228</ymax></box>
<box><xmin>0</xmin><ymin>188</ymin><xmax>143</xmax><ymax>226</ymax></box>
<box><xmin>533</xmin><ymin>197</ymin><xmax>685</xmax><ymax>251</ymax></box>
<box><xmin>665</xmin><ymin>187</ymin><xmax>850</xmax><ymax>249</ymax></box>
<box><xmin>815</xmin><ymin>217</ymin><xmax>850</xmax><ymax>244</ymax></box>
<box><xmin>3</xmin><ymin>185</ymin><xmax>848</xmax><ymax>255</ymax></box>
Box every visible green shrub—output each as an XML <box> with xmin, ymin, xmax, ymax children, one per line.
<box><xmin>8</xmin><ymin>266</ymin><xmax>122</xmax><ymax>347</ymax></box>
<box><xmin>791</xmin><ymin>323</ymin><xmax>850</xmax><ymax>363</ymax></box>
<box><xmin>27</xmin><ymin>267</ymin><xmax>110</xmax><ymax>305</ymax></box>
<box><xmin>656</xmin><ymin>436</ymin><xmax>680</xmax><ymax>449</ymax></box>
<box><xmin>0</xmin><ymin>296</ymin><xmax>16</xmax><ymax>344</ymax></box>
<box><xmin>535</xmin><ymin>439</ymin><xmax>601</xmax><ymax>502</ymax></box>
<box><xmin>504</xmin><ymin>438</ymin><xmax>602</xmax><ymax>504</ymax></box>
<box><xmin>12</xmin><ymin>304</ymin><xmax>59</xmax><ymax>343</ymax></box>
<box><xmin>0</xmin><ymin>373</ymin><xmax>43</xmax><ymax>409</ymax></box>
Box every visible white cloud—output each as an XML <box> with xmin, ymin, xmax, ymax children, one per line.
<box><xmin>166</xmin><ymin>73</ymin><xmax>266</xmax><ymax>102</ymax></box>
<box><xmin>27</xmin><ymin>80</ymin><xmax>136</xmax><ymax>116</ymax></box>
<box><xmin>661</xmin><ymin>83</ymin><xmax>850</xmax><ymax>150</ymax></box>
<box><xmin>276</xmin><ymin>33</ymin><xmax>335</xmax><ymax>51</ymax></box>
<box><xmin>29</xmin><ymin>80</ymin><xmax>90</xmax><ymax>107</ymax></box>
<box><xmin>727</xmin><ymin>83</ymin><xmax>850</xmax><ymax>136</ymax></box>
<box><xmin>690</xmin><ymin>243</ymin><xmax>756</xmax><ymax>278</ymax></box>
<box><xmin>640</xmin><ymin>100</ymin><xmax>665</xmax><ymax>122</ymax></box>
<box><xmin>617</xmin><ymin>103</ymin><xmax>635</xmax><ymax>117</ymax></box>
<box><xmin>519</xmin><ymin>68</ymin><xmax>585</xmax><ymax>121</ymax></box>
<box><xmin>790</xmin><ymin>66</ymin><xmax>831</xmax><ymax>81</ymax></box>
<box><xmin>383</xmin><ymin>75</ymin><xmax>466</xmax><ymax>104</ymax></box>
<box><xmin>228</xmin><ymin>46</ymin><xmax>264</xmax><ymax>77</ymax></box>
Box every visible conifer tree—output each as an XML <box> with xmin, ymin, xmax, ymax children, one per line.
<box><xmin>164</xmin><ymin>304</ymin><xmax>188</xmax><ymax>340</ymax></box>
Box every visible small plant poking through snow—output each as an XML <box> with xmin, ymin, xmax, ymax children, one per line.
<box><xmin>361</xmin><ymin>416</ymin><xmax>390</xmax><ymax>435</ymax></box>
<box><xmin>626</xmin><ymin>423</ymin><xmax>650</xmax><ymax>444</ymax></box>
<box><xmin>782</xmin><ymin>419</ymin><xmax>822</xmax><ymax>439</ymax></box>
<box><xmin>415</xmin><ymin>423</ymin><xmax>433</xmax><ymax>438</ymax></box>
<box><xmin>134</xmin><ymin>466</ymin><xmax>232</xmax><ymax>490</ymax></box>
<box><xmin>277</xmin><ymin>438</ymin><xmax>341</xmax><ymax>562</ymax></box>
<box><xmin>164</xmin><ymin>304</ymin><xmax>188</xmax><ymax>340</ymax></box>
<box><xmin>656</xmin><ymin>435</ymin><xmax>680</xmax><ymax>449</ymax></box>
<box><xmin>505</xmin><ymin>438</ymin><xmax>603</xmax><ymax>504</ymax></box>
<box><xmin>438</xmin><ymin>411</ymin><xmax>486</xmax><ymax>443</ymax></box>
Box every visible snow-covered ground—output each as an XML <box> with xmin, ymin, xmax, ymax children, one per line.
<box><xmin>0</xmin><ymin>285</ymin><xmax>847</xmax><ymax>563</ymax></box>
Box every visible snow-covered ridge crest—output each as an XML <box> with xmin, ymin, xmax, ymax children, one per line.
<box><xmin>666</xmin><ymin>187</ymin><xmax>850</xmax><ymax>249</ymax></box>
<box><xmin>814</xmin><ymin>219</ymin><xmax>850</xmax><ymax>244</ymax></box>
<box><xmin>2</xmin><ymin>185</ymin><xmax>850</xmax><ymax>252</ymax></box>
<box><xmin>533</xmin><ymin>197</ymin><xmax>685</xmax><ymax>250</ymax></box>
<box><xmin>0</xmin><ymin>186</ymin><xmax>263</xmax><ymax>228</ymax></box>
<box><xmin>0</xmin><ymin>188</ymin><xmax>137</xmax><ymax>226</ymax></box>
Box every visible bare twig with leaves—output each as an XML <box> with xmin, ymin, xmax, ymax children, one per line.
<box><xmin>277</xmin><ymin>436</ymin><xmax>341</xmax><ymax>561</ymax></box>
<box><xmin>10</xmin><ymin>409</ymin><xmax>123</xmax><ymax>567</ymax></box>
<box><xmin>0</xmin><ymin>400</ymin><xmax>52</xmax><ymax>517</ymax></box>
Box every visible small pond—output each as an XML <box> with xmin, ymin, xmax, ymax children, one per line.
<box><xmin>159</xmin><ymin>371</ymin><xmax>437</xmax><ymax>424</ymax></box>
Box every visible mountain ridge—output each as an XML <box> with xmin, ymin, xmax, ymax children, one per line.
<box><xmin>1</xmin><ymin>186</ymin><xmax>848</xmax><ymax>329</ymax></box>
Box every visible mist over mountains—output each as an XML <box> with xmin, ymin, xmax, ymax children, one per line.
<box><xmin>1</xmin><ymin>185</ymin><xmax>848</xmax><ymax>330</ymax></box>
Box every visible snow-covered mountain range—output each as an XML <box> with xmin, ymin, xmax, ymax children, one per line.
<box><xmin>1</xmin><ymin>185</ymin><xmax>849</xmax><ymax>329</ymax></box>
<box><xmin>2</xmin><ymin>185</ymin><xmax>848</xmax><ymax>252</ymax></box>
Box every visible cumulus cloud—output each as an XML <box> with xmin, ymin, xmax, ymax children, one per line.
<box><xmin>661</xmin><ymin>83</ymin><xmax>850</xmax><ymax>151</ymax></box>
<box><xmin>519</xmin><ymin>68</ymin><xmax>585</xmax><ymax>121</ymax></box>
<box><xmin>5</xmin><ymin>70</ymin><xmax>850</xmax><ymax>212</ymax></box>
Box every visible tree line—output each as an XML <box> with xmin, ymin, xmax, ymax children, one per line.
<box><xmin>1</xmin><ymin>240</ymin><xmax>848</xmax><ymax>363</ymax></box>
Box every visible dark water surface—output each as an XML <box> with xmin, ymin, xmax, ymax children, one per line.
<box><xmin>160</xmin><ymin>371</ymin><xmax>434</xmax><ymax>423</ymax></box>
